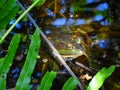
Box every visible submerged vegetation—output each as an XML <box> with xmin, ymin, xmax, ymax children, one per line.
<box><xmin>0</xmin><ymin>0</ymin><xmax>120</xmax><ymax>90</ymax></box>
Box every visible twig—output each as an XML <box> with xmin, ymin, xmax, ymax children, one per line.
<box><xmin>17</xmin><ymin>0</ymin><xmax>84</xmax><ymax>90</ymax></box>
<box><xmin>75</xmin><ymin>61</ymin><xmax>92</xmax><ymax>72</ymax></box>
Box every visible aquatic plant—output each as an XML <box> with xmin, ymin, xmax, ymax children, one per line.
<box><xmin>0</xmin><ymin>0</ymin><xmax>116</xmax><ymax>90</ymax></box>
<box><xmin>0</xmin><ymin>0</ymin><xmax>79</xmax><ymax>89</ymax></box>
<box><xmin>0</xmin><ymin>34</ymin><xmax>20</xmax><ymax>90</ymax></box>
<box><xmin>16</xmin><ymin>28</ymin><xmax>41</xmax><ymax>90</ymax></box>
<box><xmin>0</xmin><ymin>0</ymin><xmax>19</xmax><ymax>30</ymax></box>
<box><xmin>87</xmin><ymin>65</ymin><xmax>115</xmax><ymax>90</ymax></box>
<box><xmin>0</xmin><ymin>0</ymin><xmax>45</xmax><ymax>44</ymax></box>
<box><xmin>38</xmin><ymin>71</ymin><xmax>79</xmax><ymax>90</ymax></box>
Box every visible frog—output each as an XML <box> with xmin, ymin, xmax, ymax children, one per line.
<box><xmin>44</xmin><ymin>24</ymin><xmax>95</xmax><ymax>61</ymax></box>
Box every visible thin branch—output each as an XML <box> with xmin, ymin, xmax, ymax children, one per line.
<box><xmin>75</xmin><ymin>61</ymin><xmax>92</xmax><ymax>72</ymax></box>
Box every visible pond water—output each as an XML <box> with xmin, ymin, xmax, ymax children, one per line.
<box><xmin>1</xmin><ymin>0</ymin><xmax>120</xmax><ymax>90</ymax></box>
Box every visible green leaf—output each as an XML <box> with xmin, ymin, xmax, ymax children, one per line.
<box><xmin>0</xmin><ymin>0</ymin><xmax>45</xmax><ymax>44</ymax></box>
<box><xmin>0</xmin><ymin>5</ymin><xmax>19</xmax><ymax>29</ymax></box>
<box><xmin>0</xmin><ymin>77</ymin><xmax>6</xmax><ymax>90</ymax></box>
<box><xmin>87</xmin><ymin>66</ymin><xmax>115</xmax><ymax>90</ymax></box>
<box><xmin>0</xmin><ymin>34</ymin><xmax>20</xmax><ymax>89</ymax></box>
<box><xmin>0</xmin><ymin>30</ymin><xmax>5</xmax><ymax>40</ymax></box>
<box><xmin>38</xmin><ymin>71</ymin><xmax>57</xmax><ymax>90</ymax></box>
<box><xmin>0</xmin><ymin>34</ymin><xmax>20</xmax><ymax>76</ymax></box>
<box><xmin>16</xmin><ymin>28</ymin><xmax>41</xmax><ymax>90</ymax></box>
<box><xmin>0</xmin><ymin>58</ymin><xmax>4</xmax><ymax>63</ymax></box>
<box><xmin>62</xmin><ymin>77</ymin><xmax>79</xmax><ymax>90</ymax></box>
<box><xmin>0</xmin><ymin>0</ymin><xmax>16</xmax><ymax>20</ymax></box>
<box><xmin>32</xmin><ymin>0</ymin><xmax>46</xmax><ymax>7</ymax></box>
<box><xmin>0</xmin><ymin>0</ymin><xmax>6</xmax><ymax>8</ymax></box>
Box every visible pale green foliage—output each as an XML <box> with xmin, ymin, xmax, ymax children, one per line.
<box><xmin>62</xmin><ymin>77</ymin><xmax>79</xmax><ymax>90</ymax></box>
<box><xmin>32</xmin><ymin>0</ymin><xmax>46</xmax><ymax>7</ymax></box>
<box><xmin>0</xmin><ymin>35</ymin><xmax>21</xmax><ymax>89</ymax></box>
<box><xmin>38</xmin><ymin>71</ymin><xmax>79</xmax><ymax>90</ymax></box>
<box><xmin>38</xmin><ymin>71</ymin><xmax>57</xmax><ymax>90</ymax></box>
<box><xmin>87</xmin><ymin>66</ymin><xmax>115</xmax><ymax>90</ymax></box>
<box><xmin>0</xmin><ymin>0</ymin><xmax>19</xmax><ymax>30</ymax></box>
<box><xmin>16</xmin><ymin>28</ymin><xmax>41</xmax><ymax>90</ymax></box>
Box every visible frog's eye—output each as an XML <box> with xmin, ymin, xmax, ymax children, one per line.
<box><xmin>66</xmin><ymin>43</ymin><xmax>73</xmax><ymax>49</ymax></box>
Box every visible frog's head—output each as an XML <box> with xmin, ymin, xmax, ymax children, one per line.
<box><xmin>51</xmin><ymin>34</ymin><xmax>87</xmax><ymax>60</ymax></box>
<box><xmin>47</xmin><ymin>25</ymin><xmax>91</xmax><ymax>61</ymax></box>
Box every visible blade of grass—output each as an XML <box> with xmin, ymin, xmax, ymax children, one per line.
<box><xmin>0</xmin><ymin>34</ymin><xmax>21</xmax><ymax>75</ymax></box>
<box><xmin>16</xmin><ymin>28</ymin><xmax>40</xmax><ymax>90</ymax></box>
<box><xmin>0</xmin><ymin>5</ymin><xmax>19</xmax><ymax>30</ymax></box>
<box><xmin>0</xmin><ymin>34</ymin><xmax>21</xmax><ymax>89</ymax></box>
<box><xmin>0</xmin><ymin>77</ymin><xmax>6</xmax><ymax>90</ymax></box>
<box><xmin>0</xmin><ymin>0</ymin><xmax>16</xmax><ymax>20</ymax></box>
<box><xmin>32</xmin><ymin>0</ymin><xmax>45</xmax><ymax>7</ymax></box>
<box><xmin>62</xmin><ymin>77</ymin><xmax>79</xmax><ymax>90</ymax></box>
<box><xmin>0</xmin><ymin>0</ymin><xmax>45</xmax><ymax>44</ymax></box>
<box><xmin>38</xmin><ymin>71</ymin><xmax>57</xmax><ymax>90</ymax></box>
<box><xmin>0</xmin><ymin>0</ymin><xmax>6</xmax><ymax>8</ymax></box>
<box><xmin>87</xmin><ymin>65</ymin><xmax>115</xmax><ymax>90</ymax></box>
<box><xmin>0</xmin><ymin>58</ymin><xmax>4</xmax><ymax>63</ymax></box>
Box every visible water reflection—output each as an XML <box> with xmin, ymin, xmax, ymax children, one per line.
<box><xmin>75</xmin><ymin>19</ymin><xmax>86</xmax><ymax>25</ymax></box>
<box><xmin>86</xmin><ymin>0</ymin><xmax>100</xmax><ymax>3</ymax></box>
<box><xmin>45</xmin><ymin>8</ymin><xmax>55</xmax><ymax>17</ymax></box>
<box><xmin>93</xmin><ymin>15</ymin><xmax>103</xmax><ymax>21</ymax></box>
<box><xmin>51</xmin><ymin>18</ymin><xmax>67</xmax><ymax>26</ymax></box>
<box><xmin>52</xmin><ymin>18</ymin><xmax>89</xmax><ymax>26</ymax></box>
<box><xmin>50</xmin><ymin>0</ymin><xmax>109</xmax><ymax>26</ymax></box>
<box><xmin>60</xmin><ymin>7</ymin><xmax>66</xmax><ymax>14</ymax></box>
<box><xmin>96</xmin><ymin>2</ymin><xmax>109</xmax><ymax>11</ymax></box>
<box><xmin>45</xmin><ymin>30</ymin><xmax>52</xmax><ymax>35</ymax></box>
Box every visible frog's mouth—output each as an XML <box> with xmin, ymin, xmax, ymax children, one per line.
<box><xmin>58</xmin><ymin>49</ymin><xmax>86</xmax><ymax>61</ymax></box>
<box><xmin>61</xmin><ymin>54</ymin><xmax>82</xmax><ymax>61</ymax></box>
<box><xmin>58</xmin><ymin>48</ymin><xmax>83</xmax><ymax>55</ymax></box>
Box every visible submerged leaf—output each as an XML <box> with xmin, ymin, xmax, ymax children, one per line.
<box><xmin>38</xmin><ymin>71</ymin><xmax>57</xmax><ymax>90</ymax></box>
<box><xmin>16</xmin><ymin>28</ymin><xmax>41</xmax><ymax>90</ymax></box>
<box><xmin>87</xmin><ymin>66</ymin><xmax>115</xmax><ymax>90</ymax></box>
<box><xmin>62</xmin><ymin>77</ymin><xmax>79</xmax><ymax>90</ymax></box>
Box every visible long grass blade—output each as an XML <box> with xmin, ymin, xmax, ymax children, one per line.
<box><xmin>0</xmin><ymin>0</ymin><xmax>16</xmax><ymax>20</ymax></box>
<box><xmin>0</xmin><ymin>58</ymin><xmax>4</xmax><ymax>63</ymax></box>
<box><xmin>0</xmin><ymin>0</ymin><xmax>6</xmax><ymax>8</ymax></box>
<box><xmin>62</xmin><ymin>77</ymin><xmax>79</xmax><ymax>90</ymax></box>
<box><xmin>0</xmin><ymin>5</ymin><xmax>19</xmax><ymax>30</ymax></box>
<box><xmin>38</xmin><ymin>71</ymin><xmax>57</xmax><ymax>90</ymax></box>
<box><xmin>87</xmin><ymin>65</ymin><xmax>115</xmax><ymax>90</ymax></box>
<box><xmin>32</xmin><ymin>0</ymin><xmax>46</xmax><ymax>7</ymax></box>
<box><xmin>0</xmin><ymin>34</ymin><xmax>21</xmax><ymax>89</ymax></box>
<box><xmin>0</xmin><ymin>0</ymin><xmax>45</xmax><ymax>44</ymax></box>
<box><xmin>0</xmin><ymin>77</ymin><xmax>6</xmax><ymax>90</ymax></box>
<box><xmin>16</xmin><ymin>28</ymin><xmax>41</xmax><ymax>90</ymax></box>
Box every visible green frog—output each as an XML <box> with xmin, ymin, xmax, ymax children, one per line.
<box><xmin>45</xmin><ymin>25</ymin><xmax>95</xmax><ymax>61</ymax></box>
